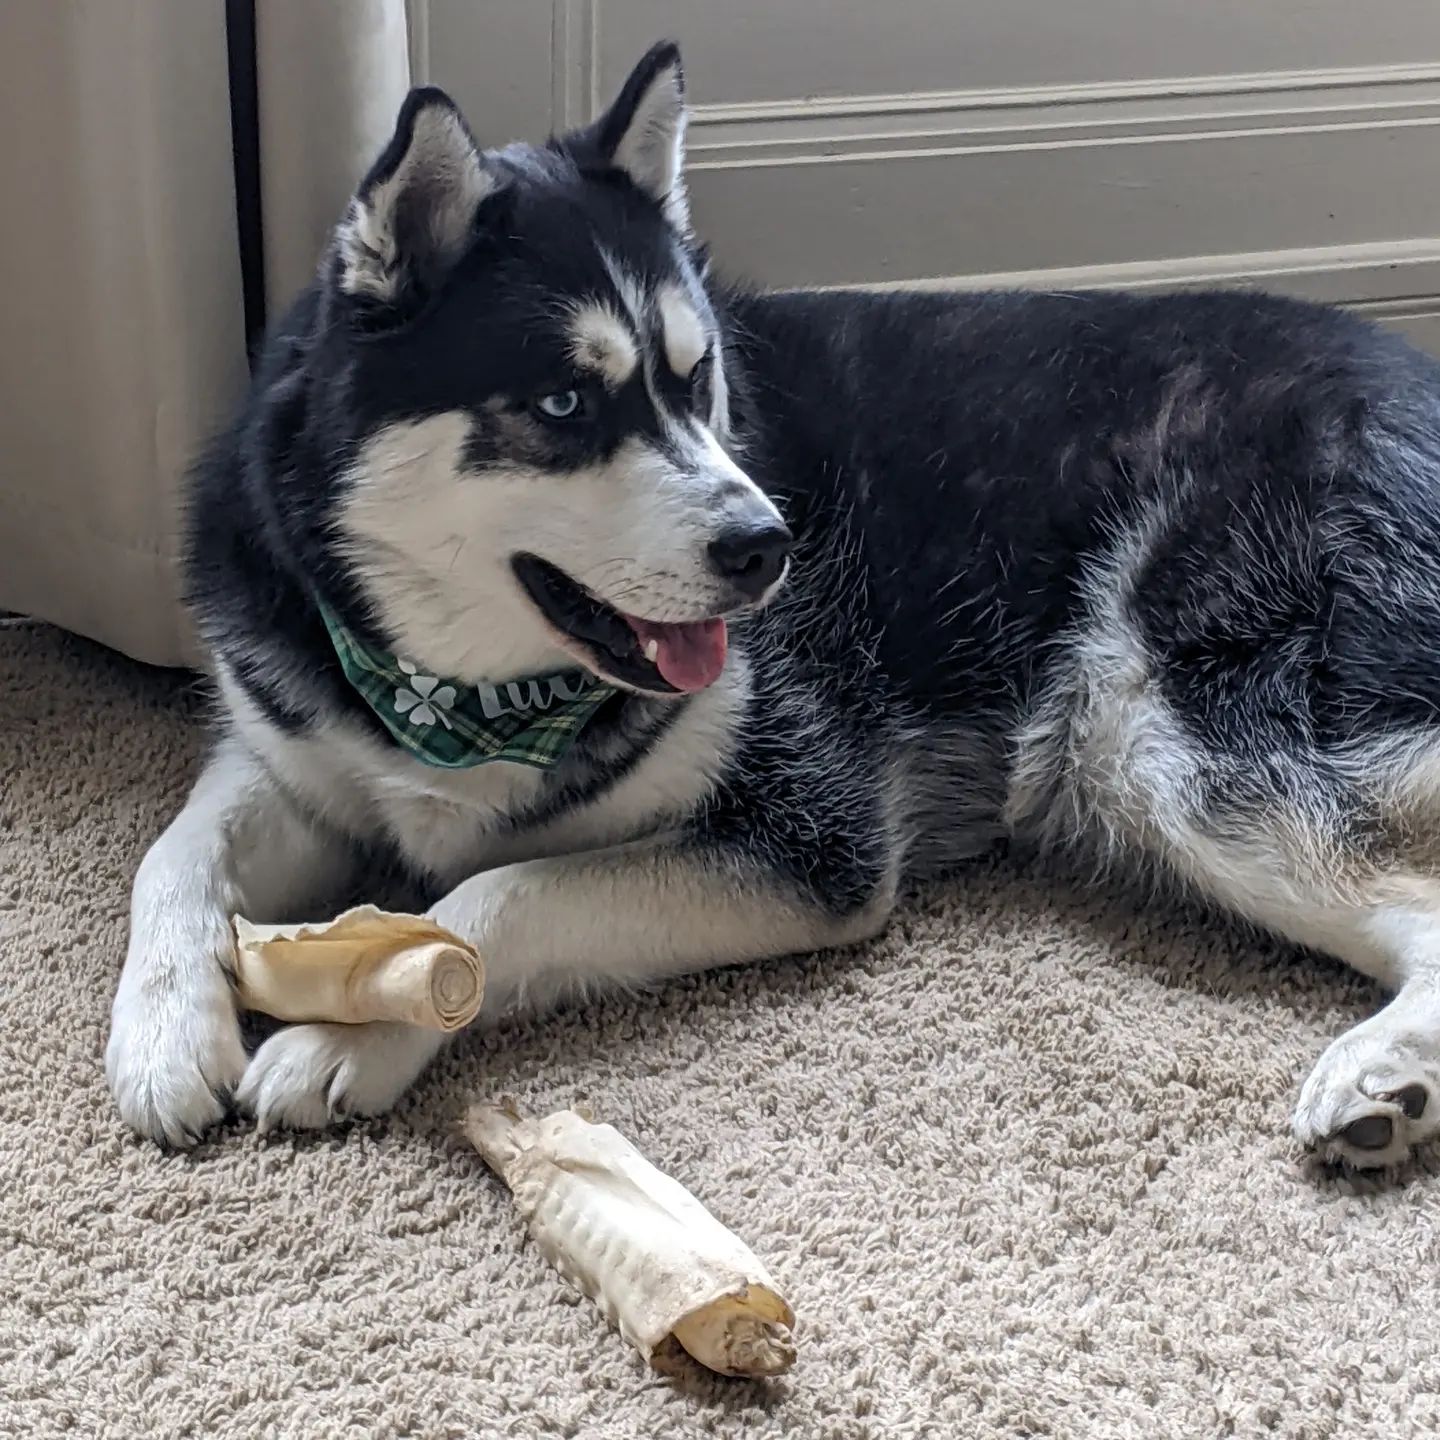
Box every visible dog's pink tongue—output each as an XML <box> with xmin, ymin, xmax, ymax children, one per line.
<box><xmin>627</xmin><ymin>616</ymin><xmax>728</xmax><ymax>692</ymax></box>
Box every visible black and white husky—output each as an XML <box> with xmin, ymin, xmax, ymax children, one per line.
<box><xmin>108</xmin><ymin>42</ymin><xmax>1440</xmax><ymax>1168</ymax></box>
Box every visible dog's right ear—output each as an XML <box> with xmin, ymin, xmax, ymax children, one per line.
<box><xmin>333</xmin><ymin>87</ymin><xmax>499</xmax><ymax>310</ymax></box>
<box><xmin>576</xmin><ymin>41</ymin><xmax>690</xmax><ymax>235</ymax></box>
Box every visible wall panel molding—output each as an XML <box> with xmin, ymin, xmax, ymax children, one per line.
<box><xmin>827</xmin><ymin>238</ymin><xmax>1440</xmax><ymax>301</ymax></box>
<box><xmin>687</xmin><ymin>63</ymin><xmax>1440</xmax><ymax>168</ymax></box>
<box><xmin>681</xmin><ymin>62</ymin><xmax>1440</xmax><ymax>319</ymax></box>
<box><xmin>823</xmin><ymin>238</ymin><xmax>1440</xmax><ymax>353</ymax></box>
<box><xmin>550</xmin><ymin>0</ymin><xmax>599</xmax><ymax>132</ymax></box>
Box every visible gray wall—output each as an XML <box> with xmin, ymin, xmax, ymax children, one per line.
<box><xmin>423</xmin><ymin>0</ymin><xmax>1440</xmax><ymax>352</ymax></box>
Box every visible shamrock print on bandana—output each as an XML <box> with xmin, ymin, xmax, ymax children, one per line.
<box><xmin>393</xmin><ymin>658</ymin><xmax>457</xmax><ymax>728</ymax></box>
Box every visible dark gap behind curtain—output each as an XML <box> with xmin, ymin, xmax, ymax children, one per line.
<box><xmin>225</xmin><ymin>0</ymin><xmax>267</xmax><ymax>366</ymax></box>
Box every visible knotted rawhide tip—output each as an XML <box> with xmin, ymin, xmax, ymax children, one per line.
<box><xmin>463</xmin><ymin>1101</ymin><xmax>797</xmax><ymax>1378</ymax></box>
<box><xmin>231</xmin><ymin>905</ymin><xmax>484</xmax><ymax>1030</ymax></box>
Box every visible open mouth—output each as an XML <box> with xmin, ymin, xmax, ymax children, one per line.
<box><xmin>511</xmin><ymin>554</ymin><xmax>729</xmax><ymax>695</ymax></box>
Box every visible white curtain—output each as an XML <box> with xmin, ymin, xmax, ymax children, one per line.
<box><xmin>255</xmin><ymin>0</ymin><xmax>413</xmax><ymax>317</ymax></box>
<box><xmin>0</xmin><ymin>0</ymin><xmax>414</xmax><ymax>668</ymax></box>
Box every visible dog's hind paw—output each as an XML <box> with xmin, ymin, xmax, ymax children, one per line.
<box><xmin>235</xmin><ymin>1020</ymin><xmax>445</xmax><ymax>1133</ymax></box>
<box><xmin>1294</xmin><ymin>1023</ymin><xmax>1440</xmax><ymax>1169</ymax></box>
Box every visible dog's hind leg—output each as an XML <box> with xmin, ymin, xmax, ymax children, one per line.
<box><xmin>1008</xmin><ymin>518</ymin><xmax>1440</xmax><ymax>1168</ymax></box>
<box><xmin>1105</xmin><ymin>776</ymin><xmax>1440</xmax><ymax>1168</ymax></box>
<box><xmin>1292</xmin><ymin>902</ymin><xmax>1440</xmax><ymax>1166</ymax></box>
<box><xmin>1114</xmin><ymin>803</ymin><xmax>1440</xmax><ymax>1168</ymax></box>
<box><xmin>1101</xmin><ymin>749</ymin><xmax>1440</xmax><ymax>1169</ymax></box>
<box><xmin>1281</xmin><ymin>739</ymin><xmax>1440</xmax><ymax>1166</ymax></box>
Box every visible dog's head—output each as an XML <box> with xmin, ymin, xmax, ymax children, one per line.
<box><xmin>314</xmin><ymin>42</ymin><xmax>788</xmax><ymax>696</ymax></box>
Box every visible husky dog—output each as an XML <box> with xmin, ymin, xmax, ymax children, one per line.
<box><xmin>107</xmin><ymin>41</ymin><xmax>1440</xmax><ymax>1168</ymax></box>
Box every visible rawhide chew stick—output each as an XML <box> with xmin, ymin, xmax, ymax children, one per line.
<box><xmin>464</xmin><ymin>1101</ymin><xmax>796</xmax><ymax>1378</ymax></box>
<box><xmin>231</xmin><ymin>905</ymin><xmax>484</xmax><ymax>1030</ymax></box>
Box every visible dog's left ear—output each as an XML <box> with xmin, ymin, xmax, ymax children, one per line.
<box><xmin>581</xmin><ymin>41</ymin><xmax>690</xmax><ymax>234</ymax></box>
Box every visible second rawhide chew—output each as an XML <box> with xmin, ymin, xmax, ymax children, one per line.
<box><xmin>231</xmin><ymin>905</ymin><xmax>484</xmax><ymax>1030</ymax></box>
<box><xmin>465</xmin><ymin>1101</ymin><xmax>796</xmax><ymax>1378</ymax></box>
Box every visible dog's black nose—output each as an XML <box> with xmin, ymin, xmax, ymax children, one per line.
<box><xmin>707</xmin><ymin>524</ymin><xmax>792</xmax><ymax>599</ymax></box>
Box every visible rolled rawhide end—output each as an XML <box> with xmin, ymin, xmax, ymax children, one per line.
<box><xmin>231</xmin><ymin>905</ymin><xmax>484</xmax><ymax>1030</ymax></box>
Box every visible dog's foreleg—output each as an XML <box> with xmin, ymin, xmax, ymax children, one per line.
<box><xmin>236</xmin><ymin>835</ymin><xmax>894</xmax><ymax>1131</ymax></box>
<box><xmin>106</xmin><ymin>736</ymin><xmax>352</xmax><ymax>1145</ymax></box>
<box><xmin>439</xmin><ymin>837</ymin><xmax>894</xmax><ymax>1014</ymax></box>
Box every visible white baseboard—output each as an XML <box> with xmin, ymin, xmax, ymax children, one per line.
<box><xmin>816</xmin><ymin>239</ymin><xmax>1440</xmax><ymax>354</ymax></box>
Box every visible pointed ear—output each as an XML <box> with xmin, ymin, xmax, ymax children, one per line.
<box><xmin>587</xmin><ymin>41</ymin><xmax>689</xmax><ymax>233</ymax></box>
<box><xmin>335</xmin><ymin>87</ymin><xmax>499</xmax><ymax>307</ymax></box>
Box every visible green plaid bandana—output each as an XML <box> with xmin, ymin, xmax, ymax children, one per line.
<box><xmin>317</xmin><ymin>600</ymin><xmax>617</xmax><ymax>770</ymax></box>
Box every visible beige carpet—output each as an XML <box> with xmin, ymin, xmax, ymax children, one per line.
<box><xmin>4</xmin><ymin>623</ymin><xmax>1440</xmax><ymax>1440</ymax></box>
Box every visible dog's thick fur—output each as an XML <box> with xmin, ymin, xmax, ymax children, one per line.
<box><xmin>108</xmin><ymin>43</ymin><xmax>1440</xmax><ymax>1166</ymax></box>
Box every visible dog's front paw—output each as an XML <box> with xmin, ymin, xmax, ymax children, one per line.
<box><xmin>105</xmin><ymin>978</ymin><xmax>247</xmax><ymax>1147</ymax></box>
<box><xmin>1294</xmin><ymin>1021</ymin><xmax>1440</xmax><ymax>1168</ymax></box>
<box><xmin>235</xmin><ymin>1021</ymin><xmax>445</xmax><ymax>1133</ymax></box>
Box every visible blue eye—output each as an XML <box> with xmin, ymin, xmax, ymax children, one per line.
<box><xmin>536</xmin><ymin>389</ymin><xmax>582</xmax><ymax>420</ymax></box>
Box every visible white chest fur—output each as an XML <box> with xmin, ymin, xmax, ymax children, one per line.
<box><xmin>217</xmin><ymin>661</ymin><xmax>747</xmax><ymax>888</ymax></box>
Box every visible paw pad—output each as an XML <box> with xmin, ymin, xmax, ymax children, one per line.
<box><xmin>1338</xmin><ymin>1114</ymin><xmax>1393</xmax><ymax>1151</ymax></box>
<box><xmin>1382</xmin><ymin>1083</ymin><xmax>1429</xmax><ymax>1121</ymax></box>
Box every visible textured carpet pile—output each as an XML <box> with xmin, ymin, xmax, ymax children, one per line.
<box><xmin>3</xmin><ymin>623</ymin><xmax>1439</xmax><ymax>1439</ymax></box>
